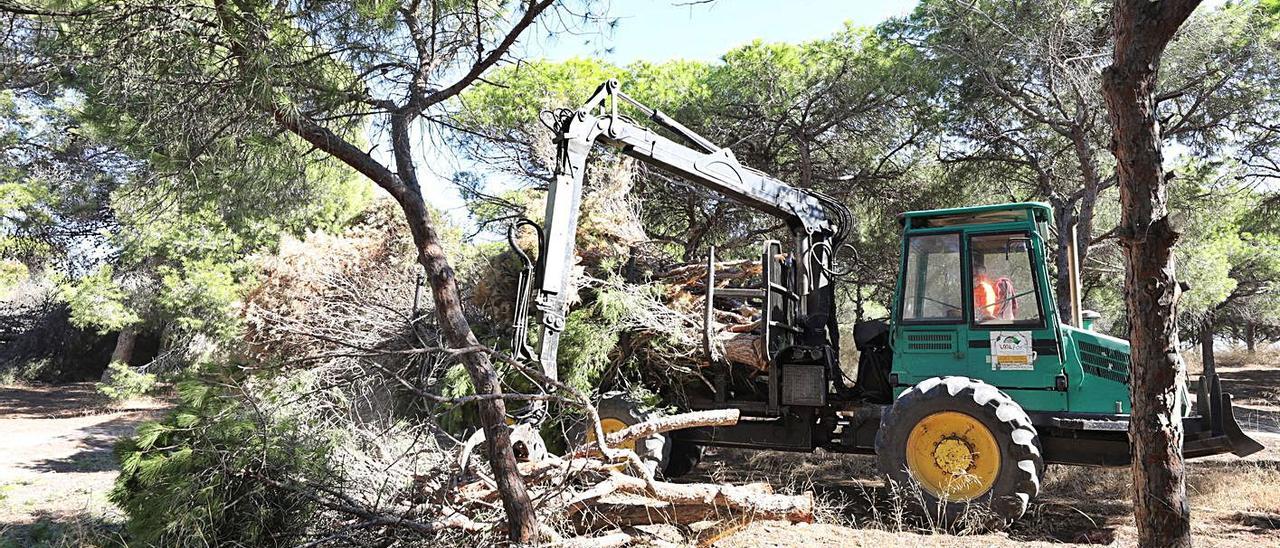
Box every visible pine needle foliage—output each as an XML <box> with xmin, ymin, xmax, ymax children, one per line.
<box><xmin>110</xmin><ymin>370</ymin><xmax>334</xmax><ymax>547</ymax></box>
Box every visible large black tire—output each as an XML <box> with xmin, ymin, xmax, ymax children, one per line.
<box><xmin>573</xmin><ymin>392</ymin><xmax>671</xmax><ymax>476</ymax></box>
<box><xmin>661</xmin><ymin>440</ymin><xmax>704</xmax><ymax>479</ymax></box>
<box><xmin>875</xmin><ymin>376</ymin><xmax>1043</xmax><ymax>526</ymax></box>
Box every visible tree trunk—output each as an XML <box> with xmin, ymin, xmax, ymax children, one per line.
<box><xmin>1200</xmin><ymin>321</ymin><xmax>1215</xmax><ymax>375</ymax></box>
<box><xmin>1053</xmin><ymin>205</ymin><xmax>1077</xmax><ymax>322</ymax></box>
<box><xmin>201</xmin><ymin>2</ymin><xmax>556</xmax><ymax>542</ymax></box>
<box><xmin>1245</xmin><ymin>321</ymin><xmax>1256</xmax><ymax>353</ymax></box>
<box><xmin>111</xmin><ymin>327</ymin><xmax>137</xmax><ymax>365</ymax></box>
<box><xmin>396</xmin><ymin>171</ymin><xmax>539</xmax><ymax>544</ymax></box>
<box><xmin>103</xmin><ymin>327</ymin><xmax>138</xmax><ymax>382</ymax></box>
<box><xmin>1070</xmin><ymin>126</ymin><xmax>1104</xmax><ymax>317</ymax></box>
<box><xmin>1102</xmin><ymin>1</ymin><xmax>1202</xmax><ymax>546</ymax></box>
<box><xmin>270</xmin><ymin>101</ymin><xmax>540</xmax><ymax>545</ymax></box>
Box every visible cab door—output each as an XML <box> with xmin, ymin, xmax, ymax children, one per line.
<box><xmin>963</xmin><ymin>230</ymin><xmax>1064</xmax><ymax>399</ymax></box>
<box><xmin>891</xmin><ymin>231</ymin><xmax>970</xmax><ymax>384</ymax></box>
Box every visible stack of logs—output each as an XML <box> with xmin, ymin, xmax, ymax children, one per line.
<box><xmin>447</xmin><ymin>410</ymin><xmax>814</xmax><ymax>544</ymax></box>
<box><xmin>652</xmin><ymin>258</ymin><xmax>771</xmax><ymax>372</ymax></box>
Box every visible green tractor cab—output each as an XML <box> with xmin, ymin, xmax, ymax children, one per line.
<box><xmin>890</xmin><ymin>202</ymin><xmax>1260</xmax><ymax>465</ymax></box>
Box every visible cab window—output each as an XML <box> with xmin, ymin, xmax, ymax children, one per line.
<box><xmin>970</xmin><ymin>233</ymin><xmax>1043</xmax><ymax>326</ymax></box>
<box><xmin>901</xmin><ymin>233</ymin><xmax>963</xmax><ymax>322</ymax></box>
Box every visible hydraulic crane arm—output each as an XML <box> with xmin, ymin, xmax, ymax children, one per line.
<box><xmin>515</xmin><ymin>79</ymin><xmax>846</xmax><ymax>382</ymax></box>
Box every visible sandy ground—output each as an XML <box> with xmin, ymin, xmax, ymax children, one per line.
<box><xmin>0</xmin><ymin>384</ymin><xmax>170</xmax><ymax>543</ymax></box>
<box><xmin>695</xmin><ymin>432</ymin><xmax>1280</xmax><ymax>548</ymax></box>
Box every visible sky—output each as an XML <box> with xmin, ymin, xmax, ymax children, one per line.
<box><xmin>419</xmin><ymin>0</ymin><xmax>920</xmax><ymax>229</ymax></box>
<box><xmin>525</xmin><ymin>0</ymin><xmax>918</xmax><ymax>64</ymax></box>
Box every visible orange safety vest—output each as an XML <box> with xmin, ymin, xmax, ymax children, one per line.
<box><xmin>974</xmin><ymin>275</ymin><xmax>998</xmax><ymax>319</ymax></box>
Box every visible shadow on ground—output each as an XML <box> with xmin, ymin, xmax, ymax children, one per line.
<box><xmin>20</xmin><ymin>414</ymin><xmax>149</xmax><ymax>474</ymax></box>
<box><xmin>0</xmin><ymin>384</ymin><xmax>111</xmax><ymax>420</ymax></box>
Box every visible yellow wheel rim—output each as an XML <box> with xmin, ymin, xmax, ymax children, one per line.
<box><xmin>904</xmin><ymin>411</ymin><xmax>1000</xmax><ymax>501</ymax></box>
<box><xmin>586</xmin><ymin>417</ymin><xmax>635</xmax><ymax>452</ymax></box>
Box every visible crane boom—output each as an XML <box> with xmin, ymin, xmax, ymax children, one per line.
<box><xmin>520</xmin><ymin>79</ymin><xmax>846</xmax><ymax>382</ymax></box>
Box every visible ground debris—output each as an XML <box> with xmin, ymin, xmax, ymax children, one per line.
<box><xmin>436</xmin><ymin>408</ymin><xmax>814</xmax><ymax>542</ymax></box>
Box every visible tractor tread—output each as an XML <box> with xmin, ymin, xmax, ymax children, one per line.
<box><xmin>876</xmin><ymin>376</ymin><xmax>1044</xmax><ymax>525</ymax></box>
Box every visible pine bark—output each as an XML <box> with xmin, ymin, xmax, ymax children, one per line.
<box><xmin>110</xmin><ymin>328</ymin><xmax>137</xmax><ymax>365</ymax></box>
<box><xmin>397</xmin><ymin>193</ymin><xmax>539</xmax><ymax>541</ymax></box>
<box><xmin>102</xmin><ymin>327</ymin><xmax>138</xmax><ymax>382</ymax></box>
<box><xmin>1245</xmin><ymin>321</ymin><xmax>1256</xmax><ymax>353</ymax></box>
<box><xmin>1101</xmin><ymin>1</ymin><xmax>1202</xmax><ymax>546</ymax></box>
<box><xmin>1200</xmin><ymin>321</ymin><xmax>1215</xmax><ymax>374</ymax></box>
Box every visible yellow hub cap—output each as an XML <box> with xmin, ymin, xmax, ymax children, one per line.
<box><xmin>905</xmin><ymin>411</ymin><xmax>1000</xmax><ymax>500</ymax></box>
<box><xmin>586</xmin><ymin>417</ymin><xmax>635</xmax><ymax>452</ymax></box>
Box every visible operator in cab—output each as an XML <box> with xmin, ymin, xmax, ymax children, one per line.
<box><xmin>974</xmin><ymin>263</ymin><xmax>1018</xmax><ymax>322</ymax></box>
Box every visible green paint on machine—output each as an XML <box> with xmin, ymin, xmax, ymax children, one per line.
<box><xmin>890</xmin><ymin>202</ymin><xmax>1133</xmax><ymax>415</ymax></box>
<box><xmin>1079</xmin><ymin>341</ymin><xmax>1130</xmax><ymax>384</ymax></box>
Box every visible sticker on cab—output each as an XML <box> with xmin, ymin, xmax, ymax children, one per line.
<box><xmin>990</xmin><ymin>331</ymin><xmax>1036</xmax><ymax>371</ymax></box>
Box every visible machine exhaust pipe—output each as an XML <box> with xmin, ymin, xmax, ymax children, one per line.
<box><xmin>1067</xmin><ymin>222</ymin><xmax>1083</xmax><ymax>328</ymax></box>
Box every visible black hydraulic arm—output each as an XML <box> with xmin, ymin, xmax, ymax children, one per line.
<box><xmin>522</xmin><ymin>79</ymin><xmax>842</xmax><ymax>381</ymax></box>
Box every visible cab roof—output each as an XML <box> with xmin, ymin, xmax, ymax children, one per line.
<box><xmin>899</xmin><ymin>202</ymin><xmax>1053</xmax><ymax>230</ymax></box>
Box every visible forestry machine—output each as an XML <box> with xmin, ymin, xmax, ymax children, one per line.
<box><xmin>505</xmin><ymin>79</ymin><xmax>1262</xmax><ymax>523</ymax></box>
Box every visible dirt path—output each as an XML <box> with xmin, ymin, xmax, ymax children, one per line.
<box><xmin>0</xmin><ymin>384</ymin><xmax>170</xmax><ymax>541</ymax></box>
<box><xmin>1218</xmin><ymin>362</ymin><xmax>1280</xmax><ymax>435</ymax></box>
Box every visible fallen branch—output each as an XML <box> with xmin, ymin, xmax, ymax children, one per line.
<box><xmin>567</xmin><ymin>409</ymin><xmax>741</xmax><ymax>458</ymax></box>
<box><xmin>552</xmin><ymin>531</ymin><xmax>634</xmax><ymax>548</ymax></box>
<box><xmin>571</xmin><ymin>473</ymin><xmax>813</xmax><ymax>529</ymax></box>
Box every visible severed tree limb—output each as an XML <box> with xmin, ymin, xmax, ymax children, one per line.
<box><xmin>718</xmin><ymin>332</ymin><xmax>767</xmax><ymax>371</ymax></box>
<box><xmin>566</xmin><ymin>409</ymin><xmax>741</xmax><ymax>458</ymax></box>
<box><xmin>655</xmin><ymin>259</ymin><xmax>760</xmax><ymax>280</ymax></box>
<box><xmin>570</xmin><ymin>473</ymin><xmax>813</xmax><ymax>530</ymax></box>
<box><xmin>551</xmin><ymin>531</ymin><xmax>634</xmax><ymax>548</ymax></box>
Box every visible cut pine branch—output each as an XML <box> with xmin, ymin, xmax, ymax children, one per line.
<box><xmin>570</xmin><ymin>473</ymin><xmax>813</xmax><ymax>530</ymax></box>
<box><xmin>567</xmin><ymin>409</ymin><xmax>741</xmax><ymax>458</ymax></box>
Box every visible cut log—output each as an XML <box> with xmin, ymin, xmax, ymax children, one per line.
<box><xmin>722</xmin><ymin>319</ymin><xmax>761</xmax><ymax>334</ymax></box>
<box><xmin>655</xmin><ymin>259</ymin><xmax>762</xmax><ymax>282</ymax></box>
<box><xmin>553</xmin><ymin>532</ymin><xmax>634</xmax><ymax>548</ymax></box>
<box><xmin>607</xmin><ymin>474</ymin><xmax>797</xmax><ymax>515</ymax></box>
<box><xmin>571</xmin><ymin>475</ymin><xmax>813</xmax><ymax>530</ymax></box>
<box><xmin>455</xmin><ymin>459</ymin><xmax>574</xmax><ymax>504</ymax></box>
<box><xmin>718</xmin><ymin>332</ymin><xmax>766</xmax><ymax>371</ymax></box>
<box><xmin>568</xmin><ymin>409</ymin><xmax>740</xmax><ymax>458</ymax></box>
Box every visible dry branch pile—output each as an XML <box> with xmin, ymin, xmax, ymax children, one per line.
<box><xmin>233</xmin><ymin>176</ymin><xmax>799</xmax><ymax>543</ymax></box>
<box><xmin>447</xmin><ymin>409</ymin><xmax>814</xmax><ymax>543</ymax></box>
